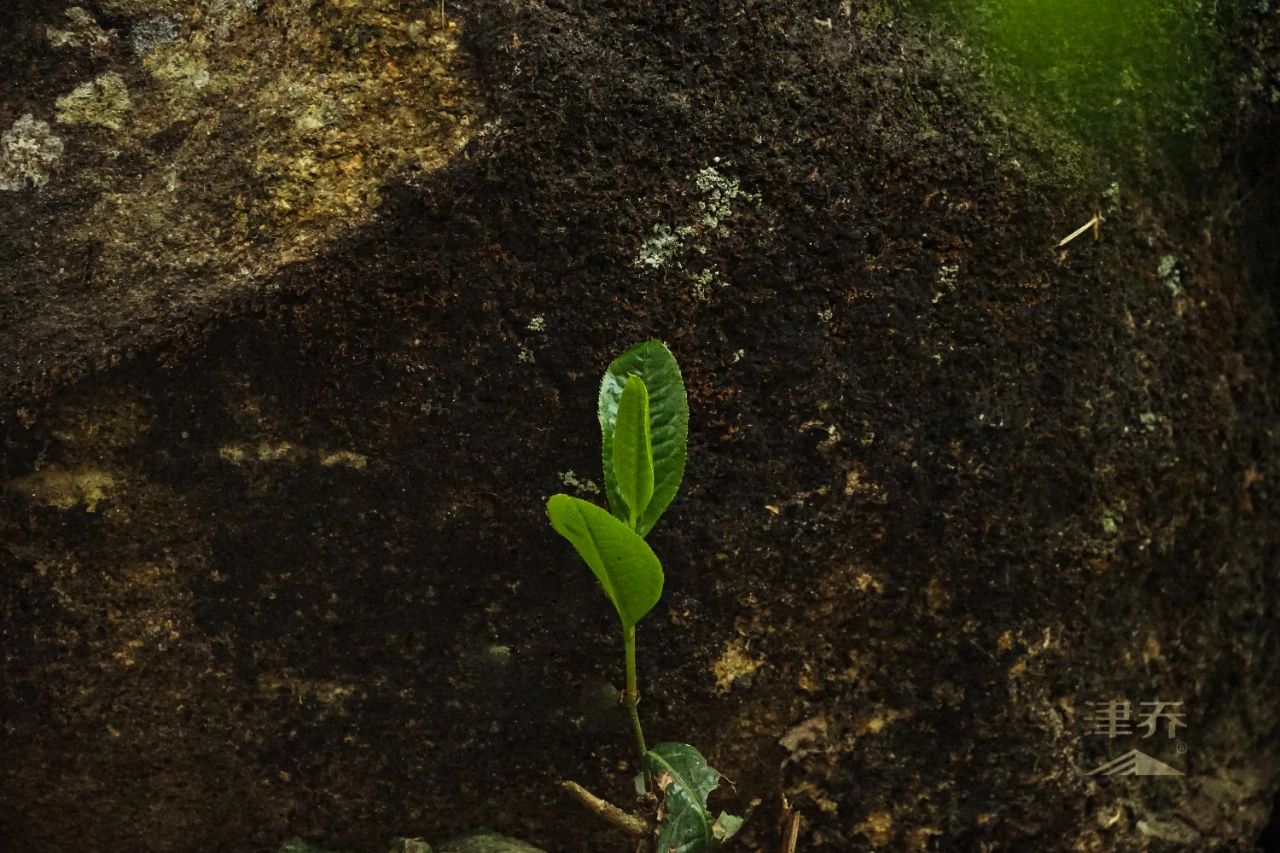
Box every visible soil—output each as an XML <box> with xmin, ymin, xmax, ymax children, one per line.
<box><xmin>1</xmin><ymin>1</ymin><xmax>1278</xmax><ymax>852</ymax></box>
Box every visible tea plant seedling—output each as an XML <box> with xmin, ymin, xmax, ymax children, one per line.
<box><xmin>546</xmin><ymin>340</ymin><xmax>745</xmax><ymax>852</ymax></box>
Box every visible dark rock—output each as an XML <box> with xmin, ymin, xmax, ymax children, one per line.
<box><xmin>1</xmin><ymin>1</ymin><xmax>1277</xmax><ymax>851</ymax></box>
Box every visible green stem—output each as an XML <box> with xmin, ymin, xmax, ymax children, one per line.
<box><xmin>623</xmin><ymin>625</ymin><xmax>647</xmax><ymax>760</ymax></box>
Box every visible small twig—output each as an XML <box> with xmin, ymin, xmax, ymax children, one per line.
<box><xmin>439</xmin><ymin>0</ymin><xmax>446</xmax><ymax>27</ymax></box>
<box><xmin>780</xmin><ymin>795</ymin><xmax>801</xmax><ymax>853</ymax></box>
<box><xmin>1057</xmin><ymin>211</ymin><xmax>1103</xmax><ymax>248</ymax></box>
<box><xmin>561</xmin><ymin>780</ymin><xmax>652</xmax><ymax>838</ymax></box>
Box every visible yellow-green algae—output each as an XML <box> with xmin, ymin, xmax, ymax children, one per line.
<box><xmin>906</xmin><ymin>0</ymin><xmax>1233</xmax><ymax>176</ymax></box>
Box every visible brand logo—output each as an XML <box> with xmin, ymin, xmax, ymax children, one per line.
<box><xmin>1085</xmin><ymin>749</ymin><xmax>1184</xmax><ymax>777</ymax></box>
<box><xmin>1084</xmin><ymin>698</ymin><xmax>1188</xmax><ymax>777</ymax></box>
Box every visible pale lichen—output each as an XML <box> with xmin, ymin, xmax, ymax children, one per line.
<box><xmin>0</xmin><ymin>115</ymin><xmax>64</xmax><ymax>191</ymax></box>
<box><xmin>258</xmin><ymin>675</ymin><xmax>359</xmax><ymax>708</ymax></box>
<box><xmin>854</xmin><ymin>810</ymin><xmax>895</xmax><ymax>846</ymax></box>
<box><xmin>557</xmin><ymin>470</ymin><xmax>600</xmax><ymax>495</ymax></box>
<box><xmin>219</xmin><ymin>442</ymin><xmax>367</xmax><ymax>469</ymax></box>
<box><xmin>933</xmin><ymin>263</ymin><xmax>959</xmax><ymax>303</ymax></box>
<box><xmin>1100</xmin><ymin>507</ymin><xmax>1124</xmax><ymax>535</ymax></box>
<box><xmin>217</xmin><ymin>441</ymin><xmax>301</xmax><ymax>464</ymax></box>
<box><xmin>692</xmin><ymin>166</ymin><xmax>745</xmax><ymax>230</ymax></box>
<box><xmin>634</xmin><ymin>163</ymin><xmax>755</xmax><ymax>271</ymax></box>
<box><xmin>711</xmin><ymin>640</ymin><xmax>763</xmax><ymax>693</ymax></box>
<box><xmin>689</xmin><ymin>267</ymin><xmax>723</xmax><ymax>301</ymax></box>
<box><xmin>46</xmin><ymin>7</ymin><xmax>113</xmax><ymax>51</ymax></box>
<box><xmin>97</xmin><ymin>0</ymin><xmax>186</xmax><ymax>14</ymax></box>
<box><xmin>636</xmin><ymin>223</ymin><xmax>685</xmax><ymax>269</ymax></box>
<box><xmin>6</xmin><ymin>466</ymin><xmax>117</xmax><ymax>512</ymax></box>
<box><xmin>318</xmin><ymin>450</ymin><xmax>368</xmax><ymax>470</ymax></box>
<box><xmin>131</xmin><ymin>15</ymin><xmax>181</xmax><ymax>57</ymax></box>
<box><xmin>1158</xmin><ymin>254</ymin><xmax>1184</xmax><ymax>296</ymax></box>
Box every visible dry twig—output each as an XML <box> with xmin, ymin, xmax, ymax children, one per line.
<box><xmin>780</xmin><ymin>795</ymin><xmax>801</xmax><ymax>853</ymax></box>
<box><xmin>1057</xmin><ymin>211</ymin><xmax>1103</xmax><ymax>247</ymax></box>
<box><xmin>561</xmin><ymin>780</ymin><xmax>652</xmax><ymax>838</ymax></box>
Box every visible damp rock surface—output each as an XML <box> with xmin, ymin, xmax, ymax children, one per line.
<box><xmin>1</xmin><ymin>1</ymin><xmax>1278</xmax><ymax>852</ymax></box>
<box><xmin>0</xmin><ymin>0</ymin><xmax>477</xmax><ymax>399</ymax></box>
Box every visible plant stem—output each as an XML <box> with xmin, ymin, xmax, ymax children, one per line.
<box><xmin>623</xmin><ymin>625</ymin><xmax>647</xmax><ymax>759</ymax></box>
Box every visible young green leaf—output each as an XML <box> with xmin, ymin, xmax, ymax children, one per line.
<box><xmin>546</xmin><ymin>494</ymin><xmax>664</xmax><ymax>629</ymax></box>
<box><xmin>599</xmin><ymin>340</ymin><xmax>688</xmax><ymax>537</ymax></box>
<box><xmin>643</xmin><ymin>742</ymin><xmax>742</xmax><ymax>852</ymax></box>
<box><xmin>612</xmin><ymin>374</ymin><xmax>655</xmax><ymax>528</ymax></box>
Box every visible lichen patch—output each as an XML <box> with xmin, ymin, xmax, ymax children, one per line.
<box><xmin>259</xmin><ymin>676</ymin><xmax>360</xmax><ymax>708</ymax></box>
<box><xmin>0</xmin><ymin>115</ymin><xmax>64</xmax><ymax>191</ymax></box>
<box><xmin>634</xmin><ymin>163</ymin><xmax>757</xmax><ymax>272</ymax></box>
<box><xmin>47</xmin><ymin>7</ymin><xmax>113</xmax><ymax>51</ymax></box>
<box><xmin>557</xmin><ymin>470</ymin><xmax>601</xmax><ymax>495</ymax></box>
<box><xmin>318</xmin><ymin>450</ymin><xmax>368</xmax><ymax>469</ymax></box>
<box><xmin>218</xmin><ymin>441</ymin><xmax>301</xmax><ymax>464</ymax></box>
<box><xmin>711</xmin><ymin>640</ymin><xmax>764</xmax><ymax>693</ymax></box>
<box><xmin>55</xmin><ymin>72</ymin><xmax>133</xmax><ymax>130</ymax></box>
<box><xmin>7</xmin><ymin>467</ymin><xmax>117</xmax><ymax>511</ymax></box>
<box><xmin>131</xmin><ymin>16</ymin><xmax>182</xmax><ymax>58</ymax></box>
<box><xmin>219</xmin><ymin>442</ymin><xmax>367</xmax><ymax>469</ymax></box>
<box><xmin>854</xmin><ymin>811</ymin><xmax>894</xmax><ymax>846</ymax></box>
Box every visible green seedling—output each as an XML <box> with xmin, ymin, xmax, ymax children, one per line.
<box><xmin>547</xmin><ymin>340</ymin><xmax>744</xmax><ymax>852</ymax></box>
